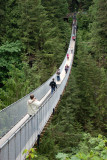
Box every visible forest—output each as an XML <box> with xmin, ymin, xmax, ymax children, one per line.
<box><xmin>0</xmin><ymin>0</ymin><xmax>107</xmax><ymax>159</ymax></box>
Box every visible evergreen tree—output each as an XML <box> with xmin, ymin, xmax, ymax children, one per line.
<box><xmin>77</xmin><ymin>0</ymin><xmax>93</xmax><ymax>10</ymax></box>
<box><xmin>0</xmin><ymin>64</ymin><xmax>30</xmax><ymax>106</ymax></box>
<box><xmin>0</xmin><ymin>41</ymin><xmax>22</xmax><ymax>86</ymax></box>
<box><xmin>0</xmin><ymin>0</ymin><xmax>7</xmax><ymax>44</ymax></box>
<box><xmin>0</xmin><ymin>61</ymin><xmax>41</xmax><ymax>108</ymax></box>
<box><xmin>4</xmin><ymin>0</ymin><xmax>21</xmax><ymax>41</ymax></box>
<box><xmin>41</xmin><ymin>0</ymin><xmax>71</xmax><ymax>65</ymax></box>
<box><xmin>89</xmin><ymin>0</ymin><xmax>107</xmax><ymax>68</ymax></box>
<box><xmin>74</xmin><ymin>29</ymin><xmax>107</xmax><ymax>134</ymax></box>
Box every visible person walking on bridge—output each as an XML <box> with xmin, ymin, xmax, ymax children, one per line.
<box><xmin>71</xmin><ymin>47</ymin><xmax>73</xmax><ymax>54</ymax></box>
<box><xmin>56</xmin><ymin>69</ymin><xmax>61</xmax><ymax>81</ymax></box>
<box><xmin>49</xmin><ymin>78</ymin><xmax>57</xmax><ymax>94</ymax></box>
<box><xmin>67</xmin><ymin>53</ymin><xmax>69</xmax><ymax>60</ymax></box>
<box><xmin>27</xmin><ymin>94</ymin><xmax>41</xmax><ymax>116</ymax></box>
<box><xmin>65</xmin><ymin>64</ymin><xmax>69</xmax><ymax>74</ymax></box>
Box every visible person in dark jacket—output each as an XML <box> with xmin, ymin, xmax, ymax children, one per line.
<box><xmin>49</xmin><ymin>78</ymin><xmax>57</xmax><ymax>94</ymax></box>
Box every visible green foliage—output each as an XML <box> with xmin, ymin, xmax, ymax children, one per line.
<box><xmin>77</xmin><ymin>0</ymin><xmax>93</xmax><ymax>10</ymax></box>
<box><xmin>74</xmin><ymin>50</ymin><xmax>107</xmax><ymax>132</ymax></box>
<box><xmin>0</xmin><ymin>41</ymin><xmax>22</xmax><ymax>83</ymax></box>
<box><xmin>77</xmin><ymin>13</ymin><xmax>90</xmax><ymax>30</ymax></box>
<box><xmin>0</xmin><ymin>62</ymin><xmax>41</xmax><ymax>107</ymax></box>
<box><xmin>0</xmin><ymin>64</ymin><xmax>30</xmax><ymax>106</ymax></box>
<box><xmin>4</xmin><ymin>0</ymin><xmax>22</xmax><ymax>41</ymax></box>
<box><xmin>89</xmin><ymin>0</ymin><xmax>107</xmax><ymax>68</ymax></box>
<box><xmin>41</xmin><ymin>0</ymin><xmax>68</xmax><ymax>20</ymax></box>
<box><xmin>56</xmin><ymin>153</ymin><xmax>69</xmax><ymax>160</ymax></box>
<box><xmin>75</xmin><ymin>3</ymin><xmax>107</xmax><ymax>135</ymax></box>
<box><xmin>38</xmin><ymin>127</ymin><xmax>59</xmax><ymax>159</ymax></box>
<box><xmin>0</xmin><ymin>99</ymin><xmax>5</xmax><ymax>110</ymax></box>
<box><xmin>0</xmin><ymin>0</ymin><xmax>7</xmax><ymax>44</ymax></box>
<box><xmin>67</xmin><ymin>0</ymin><xmax>93</xmax><ymax>11</ymax></box>
<box><xmin>56</xmin><ymin>134</ymin><xmax>107</xmax><ymax>160</ymax></box>
<box><xmin>0</xmin><ymin>41</ymin><xmax>21</xmax><ymax>53</ymax></box>
<box><xmin>23</xmin><ymin>148</ymin><xmax>49</xmax><ymax>160</ymax></box>
<box><xmin>23</xmin><ymin>148</ymin><xmax>37</xmax><ymax>160</ymax></box>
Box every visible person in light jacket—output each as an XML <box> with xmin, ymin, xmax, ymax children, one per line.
<box><xmin>27</xmin><ymin>94</ymin><xmax>41</xmax><ymax>116</ymax></box>
<box><xmin>56</xmin><ymin>69</ymin><xmax>61</xmax><ymax>81</ymax></box>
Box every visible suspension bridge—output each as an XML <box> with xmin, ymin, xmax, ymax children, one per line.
<box><xmin>0</xmin><ymin>15</ymin><xmax>77</xmax><ymax>160</ymax></box>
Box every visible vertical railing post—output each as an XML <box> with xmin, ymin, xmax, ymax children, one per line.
<box><xmin>0</xmin><ymin>148</ymin><xmax>1</xmax><ymax>160</ymax></box>
<box><xmin>53</xmin><ymin>108</ymin><xmax>55</xmax><ymax>115</ymax></box>
<box><xmin>8</xmin><ymin>140</ymin><xmax>9</xmax><ymax>160</ymax></box>
<box><xmin>14</xmin><ymin>133</ymin><xmax>16</xmax><ymax>160</ymax></box>
<box><xmin>37</xmin><ymin>112</ymin><xmax>39</xmax><ymax>136</ymax></box>
<box><xmin>37</xmin><ymin>134</ymin><xmax>40</xmax><ymax>148</ymax></box>
<box><xmin>20</xmin><ymin>127</ymin><xmax>21</xmax><ymax>160</ymax></box>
